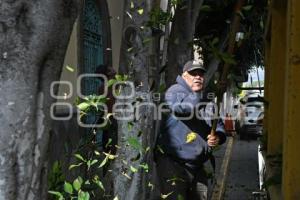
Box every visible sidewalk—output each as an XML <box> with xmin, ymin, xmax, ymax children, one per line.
<box><xmin>209</xmin><ymin>137</ymin><xmax>260</xmax><ymax>200</ymax></box>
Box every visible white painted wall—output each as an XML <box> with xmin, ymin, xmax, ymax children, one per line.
<box><xmin>107</xmin><ymin>0</ymin><xmax>125</xmax><ymax>72</ymax></box>
<box><xmin>58</xmin><ymin>19</ymin><xmax>79</xmax><ymax>105</ymax></box>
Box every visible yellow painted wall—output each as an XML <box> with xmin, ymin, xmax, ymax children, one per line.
<box><xmin>266</xmin><ymin>0</ymin><xmax>300</xmax><ymax>198</ymax></box>
<box><xmin>267</xmin><ymin>0</ymin><xmax>287</xmax><ymax>155</ymax></box>
<box><xmin>282</xmin><ymin>0</ymin><xmax>300</xmax><ymax>198</ymax></box>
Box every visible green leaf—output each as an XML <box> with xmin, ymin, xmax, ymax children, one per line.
<box><xmin>90</xmin><ymin>159</ymin><xmax>98</xmax><ymax>166</ymax></box>
<box><xmin>260</xmin><ymin>17</ymin><xmax>264</xmax><ymax>30</ymax></box>
<box><xmin>157</xmin><ymin>145</ymin><xmax>165</xmax><ymax>154</ymax></box>
<box><xmin>78</xmin><ymin>191</ymin><xmax>90</xmax><ymax>200</ymax></box>
<box><xmin>137</xmin><ymin>8</ymin><xmax>144</xmax><ymax>15</ymax></box>
<box><xmin>139</xmin><ymin>163</ymin><xmax>149</xmax><ymax>173</ymax></box>
<box><xmin>64</xmin><ymin>181</ymin><xmax>73</xmax><ymax>194</ymax></box>
<box><xmin>87</xmin><ymin>160</ymin><xmax>91</xmax><ymax>170</ymax></box>
<box><xmin>99</xmin><ymin>156</ymin><xmax>109</xmax><ymax>168</ymax></box>
<box><xmin>48</xmin><ymin>191</ymin><xmax>64</xmax><ymax>200</ymax></box>
<box><xmin>73</xmin><ymin>178</ymin><xmax>82</xmax><ymax>191</ymax></box>
<box><xmin>148</xmin><ymin>182</ymin><xmax>154</xmax><ymax>191</ymax></box>
<box><xmin>66</xmin><ymin>65</ymin><xmax>75</xmax><ymax>72</ymax></box>
<box><xmin>105</xmin><ymin>138</ymin><xmax>112</xmax><ymax>148</ymax></box>
<box><xmin>74</xmin><ymin>154</ymin><xmax>86</xmax><ymax>162</ymax></box>
<box><xmin>211</xmin><ymin>37</ymin><xmax>219</xmax><ymax>46</ymax></box>
<box><xmin>115</xmin><ymin>74</ymin><xmax>123</xmax><ymax>81</ymax></box>
<box><xmin>127</xmin><ymin>136</ymin><xmax>142</xmax><ymax>150</ymax></box>
<box><xmin>200</xmin><ymin>5</ymin><xmax>212</xmax><ymax>12</ymax></box>
<box><xmin>123</xmin><ymin>75</ymin><xmax>129</xmax><ymax>81</ymax></box>
<box><xmin>130</xmin><ymin>165</ymin><xmax>138</xmax><ymax>173</ymax></box>
<box><xmin>161</xmin><ymin>192</ymin><xmax>173</xmax><ymax>199</ymax></box>
<box><xmin>69</xmin><ymin>162</ymin><xmax>83</xmax><ymax>170</ymax></box>
<box><xmin>103</xmin><ymin>152</ymin><xmax>118</xmax><ymax>160</ymax></box>
<box><xmin>127</xmin><ymin>122</ymin><xmax>134</xmax><ymax>131</ymax></box>
<box><xmin>52</xmin><ymin>161</ymin><xmax>60</xmax><ymax>173</ymax></box>
<box><xmin>237</xmin><ymin>11</ymin><xmax>245</xmax><ymax>19</ymax></box>
<box><xmin>77</xmin><ymin>102</ymin><xmax>90</xmax><ymax>111</ymax></box>
<box><xmin>94</xmin><ymin>180</ymin><xmax>105</xmax><ymax>191</ymax></box>
<box><xmin>94</xmin><ymin>150</ymin><xmax>101</xmax><ymax>156</ymax></box>
<box><xmin>145</xmin><ymin>146</ymin><xmax>150</xmax><ymax>153</ymax></box>
<box><xmin>87</xmin><ymin>159</ymin><xmax>98</xmax><ymax>170</ymax></box>
<box><xmin>242</xmin><ymin>5</ymin><xmax>253</xmax><ymax>11</ymax></box>
<box><xmin>108</xmin><ymin>79</ymin><xmax>117</xmax><ymax>87</ymax></box>
<box><xmin>113</xmin><ymin>196</ymin><xmax>119</xmax><ymax>200</ymax></box>
<box><xmin>130</xmin><ymin>1</ymin><xmax>134</xmax><ymax>9</ymax></box>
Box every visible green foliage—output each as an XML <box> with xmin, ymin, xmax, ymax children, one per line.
<box><xmin>49</xmin><ymin>151</ymin><xmax>113</xmax><ymax>199</ymax></box>
<box><xmin>48</xmin><ymin>161</ymin><xmax>65</xmax><ymax>193</ymax></box>
<box><xmin>194</xmin><ymin>0</ymin><xmax>267</xmax><ymax>84</ymax></box>
<box><xmin>147</xmin><ymin>0</ymin><xmax>183</xmax><ymax>29</ymax></box>
<box><xmin>200</xmin><ymin>5</ymin><xmax>212</xmax><ymax>12</ymax></box>
<box><xmin>206</xmin><ymin>37</ymin><xmax>237</xmax><ymax>65</ymax></box>
<box><xmin>127</xmin><ymin>136</ymin><xmax>142</xmax><ymax>151</ymax></box>
<box><xmin>139</xmin><ymin>163</ymin><xmax>149</xmax><ymax>173</ymax></box>
<box><xmin>242</xmin><ymin>5</ymin><xmax>253</xmax><ymax>11</ymax></box>
<box><xmin>64</xmin><ymin>182</ymin><xmax>73</xmax><ymax>194</ymax></box>
<box><xmin>73</xmin><ymin>177</ymin><xmax>83</xmax><ymax>191</ymax></box>
<box><xmin>49</xmin><ymin>76</ymin><xmax>122</xmax><ymax>199</ymax></box>
<box><xmin>48</xmin><ymin>191</ymin><xmax>64</xmax><ymax>200</ymax></box>
<box><xmin>114</xmin><ymin>74</ymin><xmax>129</xmax><ymax>82</ymax></box>
<box><xmin>170</xmin><ymin>0</ymin><xmax>183</xmax><ymax>7</ymax></box>
<box><xmin>77</xmin><ymin>95</ymin><xmax>107</xmax><ymax>113</ymax></box>
<box><xmin>147</xmin><ymin>7</ymin><xmax>172</xmax><ymax>28</ymax></box>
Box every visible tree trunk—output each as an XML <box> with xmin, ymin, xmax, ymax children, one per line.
<box><xmin>0</xmin><ymin>1</ymin><xmax>80</xmax><ymax>199</ymax></box>
<box><xmin>166</xmin><ymin>0</ymin><xmax>204</xmax><ymax>87</ymax></box>
<box><xmin>111</xmin><ymin>0</ymin><xmax>159</xmax><ymax>199</ymax></box>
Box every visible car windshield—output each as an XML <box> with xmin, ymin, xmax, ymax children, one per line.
<box><xmin>247</xmin><ymin>97</ymin><xmax>264</xmax><ymax>102</ymax></box>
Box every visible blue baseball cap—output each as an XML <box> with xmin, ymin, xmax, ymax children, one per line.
<box><xmin>183</xmin><ymin>60</ymin><xmax>206</xmax><ymax>73</ymax></box>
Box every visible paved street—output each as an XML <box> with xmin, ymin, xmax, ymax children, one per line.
<box><xmin>223</xmin><ymin>138</ymin><xmax>260</xmax><ymax>200</ymax></box>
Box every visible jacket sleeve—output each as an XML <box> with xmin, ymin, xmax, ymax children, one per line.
<box><xmin>165</xmin><ymin>85</ymin><xmax>202</xmax><ymax>115</ymax></box>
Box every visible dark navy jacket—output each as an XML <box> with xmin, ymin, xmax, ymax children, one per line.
<box><xmin>158</xmin><ymin>76</ymin><xmax>226</xmax><ymax>167</ymax></box>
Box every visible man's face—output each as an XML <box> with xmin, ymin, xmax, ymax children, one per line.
<box><xmin>182</xmin><ymin>69</ymin><xmax>205</xmax><ymax>92</ymax></box>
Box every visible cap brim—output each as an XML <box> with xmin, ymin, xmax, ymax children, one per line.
<box><xmin>187</xmin><ymin>66</ymin><xmax>207</xmax><ymax>73</ymax></box>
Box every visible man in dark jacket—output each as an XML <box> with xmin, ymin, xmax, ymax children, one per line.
<box><xmin>156</xmin><ymin>60</ymin><xmax>226</xmax><ymax>200</ymax></box>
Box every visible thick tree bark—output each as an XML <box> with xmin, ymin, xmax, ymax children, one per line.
<box><xmin>0</xmin><ymin>1</ymin><xmax>80</xmax><ymax>199</ymax></box>
<box><xmin>166</xmin><ymin>0</ymin><xmax>204</xmax><ymax>87</ymax></box>
<box><xmin>111</xmin><ymin>0</ymin><xmax>159</xmax><ymax>200</ymax></box>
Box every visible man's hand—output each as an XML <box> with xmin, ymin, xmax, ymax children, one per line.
<box><xmin>207</xmin><ymin>134</ymin><xmax>220</xmax><ymax>147</ymax></box>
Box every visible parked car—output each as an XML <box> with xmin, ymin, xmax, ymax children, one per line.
<box><xmin>236</xmin><ymin>93</ymin><xmax>264</xmax><ymax>139</ymax></box>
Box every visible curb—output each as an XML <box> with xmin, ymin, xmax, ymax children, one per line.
<box><xmin>211</xmin><ymin>136</ymin><xmax>235</xmax><ymax>200</ymax></box>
